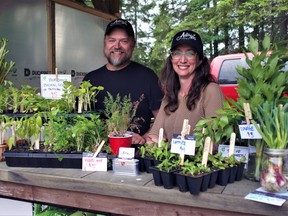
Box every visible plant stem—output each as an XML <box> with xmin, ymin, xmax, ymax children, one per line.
<box><xmin>254</xmin><ymin>139</ymin><xmax>264</xmax><ymax>181</ymax></box>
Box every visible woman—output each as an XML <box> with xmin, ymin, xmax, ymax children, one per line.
<box><xmin>146</xmin><ymin>30</ymin><xmax>225</xmax><ymax>143</ymax></box>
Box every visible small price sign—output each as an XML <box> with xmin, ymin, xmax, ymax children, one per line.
<box><xmin>238</xmin><ymin>123</ymin><xmax>262</xmax><ymax>139</ymax></box>
<box><xmin>40</xmin><ymin>74</ymin><xmax>71</xmax><ymax>99</ymax></box>
<box><xmin>171</xmin><ymin>134</ymin><xmax>196</xmax><ymax>156</ymax></box>
<box><xmin>218</xmin><ymin>144</ymin><xmax>249</xmax><ymax>164</ymax></box>
<box><xmin>82</xmin><ymin>152</ymin><xmax>107</xmax><ymax>171</ymax></box>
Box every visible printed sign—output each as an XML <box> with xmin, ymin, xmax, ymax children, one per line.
<box><xmin>171</xmin><ymin>134</ymin><xmax>196</xmax><ymax>155</ymax></box>
<box><xmin>238</xmin><ymin>123</ymin><xmax>262</xmax><ymax>139</ymax></box>
<box><xmin>218</xmin><ymin>144</ymin><xmax>249</xmax><ymax>164</ymax></box>
<box><xmin>40</xmin><ymin>74</ymin><xmax>71</xmax><ymax>99</ymax></box>
<box><xmin>82</xmin><ymin>152</ymin><xmax>107</xmax><ymax>171</ymax></box>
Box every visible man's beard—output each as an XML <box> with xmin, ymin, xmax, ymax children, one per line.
<box><xmin>106</xmin><ymin>49</ymin><xmax>132</xmax><ymax>67</ymax></box>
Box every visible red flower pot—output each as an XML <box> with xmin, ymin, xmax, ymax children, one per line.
<box><xmin>108</xmin><ymin>133</ymin><xmax>132</xmax><ymax>155</ymax></box>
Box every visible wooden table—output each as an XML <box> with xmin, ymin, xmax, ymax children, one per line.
<box><xmin>0</xmin><ymin>162</ymin><xmax>287</xmax><ymax>216</ymax></box>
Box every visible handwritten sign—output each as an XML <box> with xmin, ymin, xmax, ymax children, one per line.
<box><xmin>118</xmin><ymin>147</ymin><xmax>135</xmax><ymax>159</ymax></box>
<box><xmin>218</xmin><ymin>144</ymin><xmax>249</xmax><ymax>164</ymax></box>
<box><xmin>238</xmin><ymin>123</ymin><xmax>262</xmax><ymax>139</ymax></box>
<box><xmin>171</xmin><ymin>134</ymin><xmax>196</xmax><ymax>155</ymax></box>
<box><xmin>82</xmin><ymin>152</ymin><xmax>107</xmax><ymax>171</ymax></box>
<box><xmin>40</xmin><ymin>74</ymin><xmax>71</xmax><ymax>99</ymax></box>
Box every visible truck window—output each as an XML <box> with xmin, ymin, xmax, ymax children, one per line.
<box><xmin>218</xmin><ymin>58</ymin><xmax>247</xmax><ymax>85</ymax></box>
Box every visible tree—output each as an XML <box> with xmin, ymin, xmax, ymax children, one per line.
<box><xmin>120</xmin><ymin>0</ymin><xmax>288</xmax><ymax>73</ymax></box>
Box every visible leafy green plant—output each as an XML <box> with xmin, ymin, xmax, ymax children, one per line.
<box><xmin>77</xmin><ymin>81</ymin><xmax>104</xmax><ymax>113</ymax></box>
<box><xmin>59</xmin><ymin>81</ymin><xmax>78</xmax><ymax>112</ymax></box>
<box><xmin>252</xmin><ymin>101</ymin><xmax>288</xmax><ymax>149</ymax></box>
<box><xmin>7</xmin><ymin>82</ymin><xmax>20</xmax><ymax>113</ymax></box>
<box><xmin>43</xmin><ymin>111</ymin><xmax>74</xmax><ymax>152</ymax></box>
<box><xmin>0</xmin><ymin>81</ymin><xmax>13</xmax><ymax>113</ymax></box>
<box><xmin>71</xmin><ymin>113</ymin><xmax>106</xmax><ymax>152</ymax></box>
<box><xmin>0</xmin><ymin>38</ymin><xmax>15</xmax><ymax>85</ymax></box>
<box><xmin>156</xmin><ymin>156</ymin><xmax>180</xmax><ymax>172</ymax></box>
<box><xmin>180</xmin><ymin>159</ymin><xmax>211</xmax><ymax>176</ymax></box>
<box><xmin>154</xmin><ymin>141</ymin><xmax>180</xmax><ymax>172</ymax></box>
<box><xmin>43</xmin><ymin>109</ymin><xmax>105</xmax><ymax>153</ymax></box>
<box><xmin>0</xmin><ymin>115</ymin><xmax>13</xmax><ymax>145</ymax></box>
<box><xmin>194</xmin><ymin>100</ymin><xmax>244</xmax><ymax>148</ymax></box>
<box><xmin>104</xmin><ymin>92</ymin><xmax>144</xmax><ymax>136</ymax></box>
<box><xmin>140</xmin><ymin>143</ymin><xmax>155</xmax><ymax>158</ymax></box>
<box><xmin>236</xmin><ymin>36</ymin><xmax>288</xmax><ymax>112</ymax></box>
<box><xmin>208</xmin><ymin>153</ymin><xmax>227</xmax><ymax>170</ymax></box>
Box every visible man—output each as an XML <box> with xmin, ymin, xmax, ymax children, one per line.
<box><xmin>83</xmin><ymin>18</ymin><xmax>163</xmax><ymax>144</ymax></box>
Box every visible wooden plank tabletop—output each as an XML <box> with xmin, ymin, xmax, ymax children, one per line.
<box><xmin>0</xmin><ymin>162</ymin><xmax>287</xmax><ymax>216</ymax></box>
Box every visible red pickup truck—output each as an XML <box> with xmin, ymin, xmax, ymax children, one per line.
<box><xmin>210</xmin><ymin>53</ymin><xmax>288</xmax><ymax>101</ymax></box>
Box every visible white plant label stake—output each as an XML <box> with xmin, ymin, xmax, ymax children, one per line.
<box><xmin>202</xmin><ymin>128</ymin><xmax>214</xmax><ymax>154</ymax></box>
<box><xmin>180</xmin><ymin>119</ymin><xmax>189</xmax><ymax>165</ymax></box>
<box><xmin>243</xmin><ymin>103</ymin><xmax>252</xmax><ymax>125</ymax></box>
<box><xmin>93</xmin><ymin>140</ymin><xmax>105</xmax><ymax>158</ymax></box>
<box><xmin>201</xmin><ymin>136</ymin><xmax>211</xmax><ymax>167</ymax></box>
<box><xmin>229</xmin><ymin>132</ymin><xmax>236</xmax><ymax>157</ymax></box>
<box><xmin>158</xmin><ymin>128</ymin><xmax>164</xmax><ymax>147</ymax></box>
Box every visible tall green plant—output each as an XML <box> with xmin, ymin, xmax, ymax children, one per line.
<box><xmin>104</xmin><ymin>92</ymin><xmax>143</xmax><ymax>136</ymax></box>
<box><xmin>0</xmin><ymin>38</ymin><xmax>15</xmax><ymax>85</ymax></box>
<box><xmin>236</xmin><ymin>36</ymin><xmax>288</xmax><ymax>111</ymax></box>
<box><xmin>252</xmin><ymin>101</ymin><xmax>288</xmax><ymax>149</ymax></box>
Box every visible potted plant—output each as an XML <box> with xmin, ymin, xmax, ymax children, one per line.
<box><xmin>177</xmin><ymin>160</ymin><xmax>211</xmax><ymax>195</ymax></box>
<box><xmin>252</xmin><ymin>101</ymin><xmax>288</xmax><ymax>192</ymax></box>
<box><xmin>139</xmin><ymin>142</ymin><xmax>156</xmax><ymax>173</ymax></box>
<box><xmin>103</xmin><ymin>92</ymin><xmax>144</xmax><ymax>155</ymax></box>
<box><xmin>235</xmin><ymin>35</ymin><xmax>288</xmax><ymax>181</ymax></box>
<box><xmin>149</xmin><ymin>142</ymin><xmax>180</xmax><ymax>189</ymax></box>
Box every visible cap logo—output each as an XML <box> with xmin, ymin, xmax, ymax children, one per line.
<box><xmin>176</xmin><ymin>32</ymin><xmax>197</xmax><ymax>41</ymax></box>
<box><xmin>110</xmin><ymin>19</ymin><xmax>128</xmax><ymax>27</ymax></box>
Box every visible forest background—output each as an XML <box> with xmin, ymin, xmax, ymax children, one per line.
<box><xmin>88</xmin><ymin>0</ymin><xmax>288</xmax><ymax>76</ymax></box>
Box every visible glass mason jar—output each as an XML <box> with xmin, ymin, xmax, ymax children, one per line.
<box><xmin>260</xmin><ymin>148</ymin><xmax>288</xmax><ymax>192</ymax></box>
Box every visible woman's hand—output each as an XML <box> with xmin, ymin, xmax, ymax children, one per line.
<box><xmin>145</xmin><ymin>134</ymin><xmax>159</xmax><ymax>145</ymax></box>
<box><xmin>132</xmin><ymin>132</ymin><xmax>146</xmax><ymax>145</ymax></box>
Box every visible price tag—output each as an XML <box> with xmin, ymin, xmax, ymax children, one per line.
<box><xmin>218</xmin><ymin>144</ymin><xmax>249</xmax><ymax>164</ymax></box>
<box><xmin>118</xmin><ymin>147</ymin><xmax>135</xmax><ymax>159</ymax></box>
<box><xmin>171</xmin><ymin>135</ymin><xmax>196</xmax><ymax>155</ymax></box>
<box><xmin>238</xmin><ymin>123</ymin><xmax>262</xmax><ymax>139</ymax></box>
<box><xmin>82</xmin><ymin>152</ymin><xmax>107</xmax><ymax>171</ymax></box>
<box><xmin>40</xmin><ymin>74</ymin><xmax>71</xmax><ymax>99</ymax></box>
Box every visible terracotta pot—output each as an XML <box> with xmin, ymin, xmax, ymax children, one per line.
<box><xmin>0</xmin><ymin>144</ymin><xmax>8</xmax><ymax>161</ymax></box>
<box><xmin>108</xmin><ymin>133</ymin><xmax>132</xmax><ymax>155</ymax></box>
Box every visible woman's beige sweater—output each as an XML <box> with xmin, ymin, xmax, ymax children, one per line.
<box><xmin>149</xmin><ymin>82</ymin><xmax>225</xmax><ymax>141</ymax></box>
